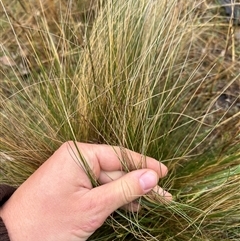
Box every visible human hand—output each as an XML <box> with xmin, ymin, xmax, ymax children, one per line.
<box><xmin>0</xmin><ymin>142</ymin><xmax>171</xmax><ymax>241</ymax></box>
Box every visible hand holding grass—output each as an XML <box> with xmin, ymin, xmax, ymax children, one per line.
<box><xmin>0</xmin><ymin>141</ymin><xmax>171</xmax><ymax>241</ymax></box>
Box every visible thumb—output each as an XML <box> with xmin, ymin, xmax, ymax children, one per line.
<box><xmin>88</xmin><ymin>169</ymin><xmax>158</xmax><ymax>222</ymax></box>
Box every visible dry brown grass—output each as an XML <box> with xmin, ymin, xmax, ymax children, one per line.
<box><xmin>1</xmin><ymin>0</ymin><xmax>240</xmax><ymax>240</ymax></box>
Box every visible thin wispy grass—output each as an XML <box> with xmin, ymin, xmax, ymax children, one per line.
<box><xmin>1</xmin><ymin>0</ymin><xmax>240</xmax><ymax>240</ymax></box>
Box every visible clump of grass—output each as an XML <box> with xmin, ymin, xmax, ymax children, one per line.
<box><xmin>1</xmin><ymin>0</ymin><xmax>240</xmax><ymax>240</ymax></box>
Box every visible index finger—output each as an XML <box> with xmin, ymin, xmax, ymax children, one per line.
<box><xmin>77</xmin><ymin>143</ymin><xmax>168</xmax><ymax>178</ymax></box>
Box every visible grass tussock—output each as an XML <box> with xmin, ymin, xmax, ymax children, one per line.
<box><xmin>1</xmin><ymin>0</ymin><xmax>240</xmax><ymax>240</ymax></box>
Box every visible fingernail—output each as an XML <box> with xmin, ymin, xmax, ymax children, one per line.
<box><xmin>139</xmin><ymin>171</ymin><xmax>158</xmax><ymax>192</ymax></box>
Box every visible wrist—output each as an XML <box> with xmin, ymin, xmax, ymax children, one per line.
<box><xmin>0</xmin><ymin>187</ymin><xmax>44</xmax><ymax>241</ymax></box>
<box><xmin>0</xmin><ymin>200</ymin><xmax>18</xmax><ymax>241</ymax></box>
<box><xmin>0</xmin><ymin>185</ymin><xmax>17</xmax><ymax>241</ymax></box>
<box><xmin>0</xmin><ymin>214</ymin><xmax>10</xmax><ymax>241</ymax></box>
<box><xmin>0</xmin><ymin>190</ymin><xmax>32</xmax><ymax>241</ymax></box>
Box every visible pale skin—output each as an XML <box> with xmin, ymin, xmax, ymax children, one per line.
<box><xmin>0</xmin><ymin>141</ymin><xmax>172</xmax><ymax>241</ymax></box>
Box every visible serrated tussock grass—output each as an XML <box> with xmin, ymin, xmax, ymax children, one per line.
<box><xmin>0</xmin><ymin>0</ymin><xmax>240</xmax><ymax>240</ymax></box>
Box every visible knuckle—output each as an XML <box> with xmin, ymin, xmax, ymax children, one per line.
<box><xmin>55</xmin><ymin>141</ymin><xmax>81</xmax><ymax>162</ymax></box>
<box><xmin>80</xmin><ymin>201</ymin><xmax>105</xmax><ymax>233</ymax></box>
<box><xmin>59</xmin><ymin>141</ymin><xmax>75</xmax><ymax>151</ymax></box>
<box><xmin>58</xmin><ymin>141</ymin><xmax>83</xmax><ymax>156</ymax></box>
<box><xmin>81</xmin><ymin>215</ymin><xmax>104</xmax><ymax>233</ymax></box>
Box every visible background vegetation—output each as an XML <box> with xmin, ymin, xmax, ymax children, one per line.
<box><xmin>1</xmin><ymin>0</ymin><xmax>240</xmax><ymax>240</ymax></box>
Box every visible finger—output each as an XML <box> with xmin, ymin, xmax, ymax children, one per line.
<box><xmin>98</xmin><ymin>170</ymin><xmax>126</xmax><ymax>184</ymax></box>
<box><xmin>74</xmin><ymin>142</ymin><xmax>168</xmax><ymax>179</ymax></box>
<box><xmin>121</xmin><ymin>201</ymin><xmax>141</xmax><ymax>212</ymax></box>
<box><xmin>98</xmin><ymin>170</ymin><xmax>172</xmax><ymax>203</ymax></box>
<box><xmin>152</xmin><ymin>186</ymin><xmax>172</xmax><ymax>201</ymax></box>
<box><xmin>86</xmin><ymin>169</ymin><xmax>159</xmax><ymax>225</ymax></box>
